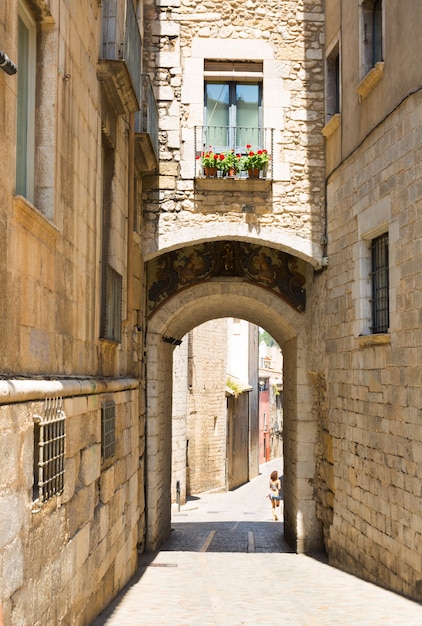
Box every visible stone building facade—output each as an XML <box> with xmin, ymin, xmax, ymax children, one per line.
<box><xmin>172</xmin><ymin>318</ymin><xmax>258</xmax><ymax>504</ymax></box>
<box><xmin>0</xmin><ymin>0</ymin><xmax>152</xmax><ymax>623</ymax></box>
<box><xmin>317</xmin><ymin>0</ymin><xmax>422</xmax><ymax>601</ymax></box>
<box><xmin>0</xmin><ymin>0</ymin><xmax>421</xmax><ymax>623</ymax></box>
<box><xmin>143</xmin><ymin>0</ymin><xmax>326</xmax><ymax>560</ymax></box>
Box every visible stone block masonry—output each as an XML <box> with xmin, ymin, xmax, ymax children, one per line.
<box><xmin>0</xmin><ymin>381</ymin><xmax>142</xmax><ymax>625</ymax></box>
<box><xmin>321</xmin><ymin>91</ymin><xmax>422</xmax><ymax>601</ymax></box>
<box><xmin>142</xmin><ymin>0</ymin><xmax>326</xmax><ymax>267</ymax></box>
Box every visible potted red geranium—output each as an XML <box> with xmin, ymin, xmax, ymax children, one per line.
<box><xmin>240</xmin><ymin>144</ymin><xmax>270</xmax><ymax>178</ymax></box>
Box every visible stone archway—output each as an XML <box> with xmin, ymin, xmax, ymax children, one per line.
<box><xmin>145</xmin><ymin>278</ymin><xmax>323</xmax><ymax>554</ymax></box>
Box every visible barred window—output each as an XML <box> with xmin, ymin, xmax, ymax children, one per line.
<box><xmin>33</xmin><ymin>398</ymin><xmax>66</xmax><ymax>504</ymax></box>
<box><xmin>101</xmin><ymin>397</ymin><xmax>116</xmax><ymax>461</ymax></box>
<box><xmin>101</xmin><ymin>264</ymin><xmax>123</xmax><ymax>342</ymax></box>
<box><xmin>371</xmin><ymin>232</ymin><xmax>389</xmax><ymax>333</ymax></box>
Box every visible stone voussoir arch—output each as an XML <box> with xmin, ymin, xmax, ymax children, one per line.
<box><xmin>143</xmin><ymin>221</ymin><xmax>323</xmax><ymax>268</ymax></box>
<box><xmin>145</xmin><ymin>278</ymin><xmax>323</xmax><ymax>554</ymax></box>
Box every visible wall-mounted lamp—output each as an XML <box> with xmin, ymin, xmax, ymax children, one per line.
<box><xmin>0</xmin><ymin>51</ymin><xmax>17</xmax><ymax>75</ymax></box>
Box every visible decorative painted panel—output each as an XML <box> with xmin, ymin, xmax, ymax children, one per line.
<box><xmin>147</xmin><ymin>241</ymin><xmax>306</xmax><ymax>316</ymax></box>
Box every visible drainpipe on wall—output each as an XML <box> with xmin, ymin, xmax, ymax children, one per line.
<box><xmin>124</xmin><ymin>113</ymin><xmax>135</xmax><ymax>326</ymax></box>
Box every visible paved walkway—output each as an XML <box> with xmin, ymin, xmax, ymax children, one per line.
<box><xmin>92</xmin><ymin>459</ymin><xmax>422</xmax><ymax>625</ymax></box>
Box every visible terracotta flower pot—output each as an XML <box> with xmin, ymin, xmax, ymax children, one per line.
<box><xmin>204</xmin><ymin>166</ymin><xmax>216</xmax><ymax>177</ymax></box>
<box><xmin>248</xmin><ymin>168</ymin><xmax>260</xmax><ymax>178</ymax></box>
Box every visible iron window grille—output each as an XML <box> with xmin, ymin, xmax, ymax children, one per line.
<box><xmin>370</xmin><ymin>232</ymin><xmax>389</xmax><ymax>334</ymax></box>
<box><xmin>101</xmin><ymin>397</ymin><xmax>116</xmax><ymax>461</ymax></box>
<box><xmin>101</xmin><ymin>264</ymin><xmax>123</xmax><ymax>342</ymax></box>
<box><xmin>194</xmin><ymin>126</ymin><xmax>274</xmax><ymax>178</ymax></box>
<box><xmin>33</xmin><ymin>398</ymin><xmax>66</xmax><ymax>504</ymax></box>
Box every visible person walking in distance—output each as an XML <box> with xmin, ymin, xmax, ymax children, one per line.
<box><xmin>268</xmin><ymin>469</ymin><xmax>281</xmax><ymax>520</ymax></box>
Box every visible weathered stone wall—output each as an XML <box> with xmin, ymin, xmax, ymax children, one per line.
<box><xmin>0</xmin><ymin>0</ymin><xmax>143</xmax><ymax>379</ymax></box>
<box><xmin>187</xmin><ymin>319</ymin><xmax>228</xmax><ymax>494</ymax></box>
<box><xmin>0</xmin><ymin>1</ymin><xmax>147</xmax><ymax>621</ymax></box>
<box><xmin>323</xmin><ymin>92</ymin><xmax>422</xmax><ymax>601</ymax></box>
<box><xmin>0</xmin><ymin>383</ymin><xmax>142</xmax><ymax>625</ymax></box>
<box><xmin>142</xmin><ymin>0</ymin><xmax>326</xmax><ymax>266</ymax></box>
<box><xmin>172</xmin><ymin>338</ymin><xmax>189</xmax><ymax>505</ymax></box>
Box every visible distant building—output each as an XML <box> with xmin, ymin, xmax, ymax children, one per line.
<box><xmin>172</xmin><ymin>318</ymin><xmax>259</xmax><ymax>504</ymax></box>
<box><xmin>258</xmin><ymin>340</ymin><xmax>283</xmax><ymax>463</ymax></box>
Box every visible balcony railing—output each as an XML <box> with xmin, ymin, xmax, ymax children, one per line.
<box><xmin>134</xmin><ymin>75</ymin><xmax>159</xmax><ymax>174</ymax></box>
<box><xmin>194</xmin><ymin>126</ymin><xmax>274</xmax><ymax>179</ymax></box>
<box><xmin>97</xmin><ymin>0</ymin><xmax>142</xmax><ymax>114</ymax></box>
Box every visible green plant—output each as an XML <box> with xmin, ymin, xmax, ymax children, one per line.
<box><xmin>197</xmin><ymin>148</ymin><xmax>219</xmax><ymax>168</ymax></box>
<box><xmin>222</xmin><ymin>150</ymin><xmax>241</xmax><ymax>171</ymax></box>
<box><xmin>197</xmin><ymin>148</ymin><xmax>241</xmax><ymax>172</ymax></box>
<box><xmin>240</xmin><ymin>144</ymin><xmax>270</xmax><ymax>171</ymax></box>
<box><xmin>226</xmin><ymin>378</ymin><xmax>243</xmax><ymax>398</ymax></box>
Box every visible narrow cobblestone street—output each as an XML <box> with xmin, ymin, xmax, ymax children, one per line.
<box><xmin>92</xmin><ymin>459</ymin><xmax>422</xmax><ymax>625</ymax></box>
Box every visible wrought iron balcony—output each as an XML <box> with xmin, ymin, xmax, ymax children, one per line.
<box><xmin>194</xmin><ymin>126</ymin><xmax>274</xmax><ymax>181</ymax></box>
<box><xmin>135</xmin><ymin>75</ymin><xmax>159</xmax><ymax>174</ymax></box>
<box><xmin>97</xmin><ymin>0</ymin><xmax>142</xmax><ymax>115</ymax></box>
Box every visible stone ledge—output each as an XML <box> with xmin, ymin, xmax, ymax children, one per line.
<box><xmin>0</xmin><ymin>377</ymin><xmax>139</xmax><ymax>404</ymax></box>
<box><xmin>195</xmin><ymin>177</ymin><xmax>271</xmax><ymax>192</ymax></box>
<box><xmin>322</xmin><ymin>113</ymin><xmax>341</xmax><ymax>138</ymax></box>
<box><xmin>355</xmin><ymin>333</ymin><xmax>390</xmax><ymax>348</ymax></box>
<box><xmin>356</xmin><ymin>62</ymin><xmax>385</xmax><ymax>100</ymax></box>
<box><xmin>14</xmin><ymin>195</ymin><xmax>59</xmax><ymax>244</ymax></box>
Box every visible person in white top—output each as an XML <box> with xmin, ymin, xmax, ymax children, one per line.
<box><xmin>268</xmin><ymin>469</ymin><xmax>281</xmax><ymax>520</ymax></box>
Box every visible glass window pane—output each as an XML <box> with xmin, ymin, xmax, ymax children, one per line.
<box><xmin>373</xmin><ymin>0</ymin><xmax>383</xmax><ymax>63</ymax></box>
<box><xmin>236</xmin><ymin>84</ymin><xmax>259</xmax><ymax>148</ymax></box>
<box><xmin>206</xmin><ymin>84</ymin><xmax>230</xmax><ymax>149</ymax></box>
<box><xmin>16</xmin><ymin>15</ymin><xmax>29</xmax><ymax>196</ymax></box>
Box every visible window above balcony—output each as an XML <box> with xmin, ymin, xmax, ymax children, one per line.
<box><xmin>194</xmin><ymin>61</ymin><xmax>273</xmax><ymax>188</ymax></box>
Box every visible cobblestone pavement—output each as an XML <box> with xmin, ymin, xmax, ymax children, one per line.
<box><xmin>92</xmin><ymin>459</ymin><xmax>422</xmax><ymax>625</ymax></box>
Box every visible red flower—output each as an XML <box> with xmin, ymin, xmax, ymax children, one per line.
<box><xmin>246</xmin><ymin>143</ymin><xmax>251</xmax><ymax>149</ymax></box>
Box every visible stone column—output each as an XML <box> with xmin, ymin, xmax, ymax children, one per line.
<box><xmin>145</xmin><ymin>333</ymin><xmax>174</xmax><ymax>551</ymax></box>
<box><xmin>283</xmin><ymin>333</ymin><xmax>323</xmax><ymax>553</ymax></box>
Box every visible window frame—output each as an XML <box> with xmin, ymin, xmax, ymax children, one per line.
<box><xmin>16</xmin><ymin>0</ymin><xmax>36</xmax><ymax>202</ymax></box>
<box><xmin>203</xmin><ymin>60</ymin><xmax>264</xmax><ymax>153</ymax></box>
<box><xmin>33</xmin><ymin>398</ymin><xmax>66</xmax><ymax>506</ymax></box>
<box><xmin>370</xmin><ymin>232</ymin><xmax>389</xmax><ymax>334</ymax></box>
<box><xmin>100</xmin><ymin>139</ymin><xmax>123</xmax><ymax>343</ymax></box>
<box><xmin>326</xmin><ymin>41</ymin><xmax>340</xmax><ymax>120</ymax></box>
<box><xmin>360</xmin><ymin>0</ymin><xmax>384</xmax><ymax>78</ymax></box>
<box><xmin>101</xmin><ymin>397</ymin><xmax>116</xmax><ymax>462</ymax></box>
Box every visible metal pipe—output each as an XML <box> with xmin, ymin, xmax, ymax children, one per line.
<box><xmin>0</xmin><ymin>51</ymin><xmax>17</xmax><ymax>75</ymax></box>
